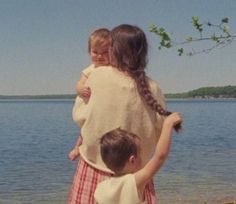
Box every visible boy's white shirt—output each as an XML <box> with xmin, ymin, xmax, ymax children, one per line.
<box><xmin>94</xmin><ymin>174</ymin><xmax>147</xmax><ymax>204</ymax></box>
<box><xmin>94</xmin><ymin>120</ymin><xmax>176</xmax><ymax>204</ymax></box>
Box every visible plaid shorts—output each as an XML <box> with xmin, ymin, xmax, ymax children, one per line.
<box><xmin>68</xmin><ymin>158</ymin><xmax>157</xmax><ymax>204</ymax></box>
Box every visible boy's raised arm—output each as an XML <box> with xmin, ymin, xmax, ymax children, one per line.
<box><xmin>135</xmin><ymin>112</ymin><xmax>182</xmax><ymax>191</ymax></box>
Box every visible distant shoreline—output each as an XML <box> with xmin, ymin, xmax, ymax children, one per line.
<box><xmin>1</xmin><ymin>85</ymin><xmax>235</xmax><ymax>100</ymax></box>
<box><xmin>0</xmin><ymin>96</ymin><xmax>236</xmax><ymax>101</ymax></box>
<box><xmin>0</xmin><ymin>94</ymin><xmax>76</xmax><ymax>100</ymax></box>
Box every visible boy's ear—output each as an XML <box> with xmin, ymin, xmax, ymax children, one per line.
<box><xmin>129</xmin><ymin>155</ymin><xmax>136</xmax><ymax>164</ymax></box>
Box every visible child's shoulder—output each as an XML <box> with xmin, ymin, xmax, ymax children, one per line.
<box><xmin>95</xmin><ymin>174</ymin><xmax>142</xmax><ymax>204</ymax></box>
<box><xmin>89</xmin><ymin>65</ymin><xmax>113</xmax><ymax>77</ymax></box>
<box><xmin>82</xmin><ymin>64</ymin><xmax>96</xmax><ymax>77</ymax></box>
<box><xmin>97</xmin><ymin>174</ymin><xmax>135</xmax><ymax>191</ymax></box>
<box><xmin>95</xmin><ymin>174</ymin><xmax>135</xmax><ymax>196</ymax></box>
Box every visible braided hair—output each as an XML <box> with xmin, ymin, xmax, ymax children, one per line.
<box><xmin>110</xmin><ymin>24</ymin><xmax>181</xmax><ymax>131</ymax></box>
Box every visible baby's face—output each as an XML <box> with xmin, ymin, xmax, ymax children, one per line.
<box><xmin>90</xmin><ymin>46</ymin><xmax>109</xmax><ymax>67</ymax></box>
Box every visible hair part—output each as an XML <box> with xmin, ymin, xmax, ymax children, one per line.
<box><xmin>88</xmin><ymin>28</ymin><xmax>111</xmax><ymax>52</ymax></box>
<box><xmin>110</xmin><ymin>24</ymin><xmax>147</xmax><ymax>72</ymax></box>
<box><xmin>100</xmin><ymin>128</ymin><xmax>139</xmax><ymax>174</ymax></box>
<box><xmin>110</xmin><ymin>24</ymin><xmax>181</xmax><ymax>131</ymax></box>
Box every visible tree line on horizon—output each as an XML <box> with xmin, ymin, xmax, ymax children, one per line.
<box><xmin>0</xmin><ymin>85</ymin><xmax>236</xmax><ymax>99</ymax></box>
<box><xmin>166</xmin><ymin>85</ymin><xmax>236</xmax><ymax>99</ymax></box>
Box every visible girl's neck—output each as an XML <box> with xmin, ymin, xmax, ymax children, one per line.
<box><xmin>111</xmin><ymin>65</ymin><xmax>130</xmax><ymax>77</ymax></box>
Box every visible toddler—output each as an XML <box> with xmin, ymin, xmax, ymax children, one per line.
<box><xmin>76</xmin><ymin>28</ymin><xmax>110</xmax><ymax>97</ymax></box>
<box><xmin>68</xmin><ymin>28</ymin><xmax>110</xmax><ymax>161</ymax></box>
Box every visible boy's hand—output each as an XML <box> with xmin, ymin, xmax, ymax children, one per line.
<box><xmin>164</xmin><ymin>112</ymin><xmax>182</xmax><ymax>128</ymax></box>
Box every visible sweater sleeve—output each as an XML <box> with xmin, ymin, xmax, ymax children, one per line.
<box><xmin>72</xmin><ymin>96</ymin><xmax>89</xmax><ymax>128</ymax></box>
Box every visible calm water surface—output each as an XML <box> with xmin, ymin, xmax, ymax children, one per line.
<box><xmin>0</xmin><ymin>99</ymin><xmax>235</xmax><ymax>204</ymax></box>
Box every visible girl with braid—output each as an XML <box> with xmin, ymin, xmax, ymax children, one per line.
<box><xmin>68</xmin><ymin>24</ymin><xmax>182</xmax><ymax>204</ymax></box>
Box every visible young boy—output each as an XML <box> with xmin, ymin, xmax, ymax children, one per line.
<box><xmin>94</xmin><ymin>112</ymin><xmax>182</xmax><ymax>204</ymax></box>
<box><xmin>76</xmin><ymin>28</ymin><xmax>110</xmax><ymax>97</ymax></box>
<box><xmin>68</xmin><ymin>28</ymin><xmax>110</xmax><ymax>161</ymax></box>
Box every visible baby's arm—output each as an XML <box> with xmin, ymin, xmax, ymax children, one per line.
<box><xmin>76</xmin><ymin>74</ymin><xmax>91</xmax><ymax>97</ymax></box>
<box><xmin>68</xmin><ymin>136</ymin><xmax>83</xmax><ymax>161</ymax></box>
<box><xmin>135</xmin><ymin>112</ymin><xmax>182</xmax><ymax>191</ymax></box>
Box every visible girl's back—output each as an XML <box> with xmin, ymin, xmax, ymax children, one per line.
<box><xmin>73</xmin><ymin>66</ymin><xmax>166</xmax><ymax>171</ymax></box>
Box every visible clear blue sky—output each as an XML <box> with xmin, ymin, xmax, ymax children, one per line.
<box><xmin>1</xmin><ymin>0</ymin><xmax>236</xmax><ymax>95</ymax></box>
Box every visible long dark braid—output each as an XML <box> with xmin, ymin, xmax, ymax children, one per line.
<box><xmin>131</xmin><ymin>70</ymin><xmax>181</xmax><ymax>132</ymax></box>
<box><xmin>110</xmin><ymin>24</ymin><xmax>181</xmax><ymax>132</ymax></box>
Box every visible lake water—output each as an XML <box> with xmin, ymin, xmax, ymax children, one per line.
<box><xmin>0</xmin><ymin>99</ymin><xmax>235</xmax><ymax>204</ymax></box>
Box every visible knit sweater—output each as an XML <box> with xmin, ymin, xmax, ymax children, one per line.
<box><xmin>72</xmin><ymin>66</ymin><xmax>166</xmax><ymax>173</ymax></box>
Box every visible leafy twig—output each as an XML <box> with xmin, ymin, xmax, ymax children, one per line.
<box><xmin>149</xmin><ymin>16</ymin><xmax>236</xmax><ymax>56</ymax></box>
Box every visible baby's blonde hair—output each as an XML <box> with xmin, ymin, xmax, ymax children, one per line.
<box><xmin>88</xmin><ymin>28</ymin><xmax>110</xmax><ymax>52</ymax></box>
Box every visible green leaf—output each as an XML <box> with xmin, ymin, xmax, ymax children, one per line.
<box><xmin>207</xmin><ymin>22</ymin><xmax>212</xmax><ymax>26</ymax></box>
<box><xmin>186</xmin><ymin>36</ymin><xmax>193</xmax><ymax>42</ymax></box>
<box><xmin>192</xmin><ymin>16</ymin><xmax>203</xmax><ymax>33</ymax></box>
<box><xmin>211</xmin><ymin>34</ymin><xmax>220</xmax><ymax>43</ymax></box>
<box><xmin>192</xmin><ymin>16</ymin><xmax>199</xmax><ymax>22</ymax></box>
<box><xmin>222</xmin><ymin>17</ymin><xmax>229</xmax><ymax>23</ymax></box>
<box><xmin>178</xmin><ymin>48</ymin><xmax>184</xmax><ymax>56</ymax></box>
<box><xmin>165</xmin><ymin>42</ymin><xmax>172</xmax><ymax>48</ymax></box>
<box><xmin>159</xmin><ymin>27</ymin><xmax>165</xmax><ymax>33</ymax></box>
<box><xmin>162</xmin><ymin>33</ymin><xmax>171</xmax><ymax>41</ymax></box>
<box><xmin>223</xmin><ymin>25</ymin><xmax>231</xmax><ymax>37</ymax></box>
<box><xmin>149</xmin><ymin>24</ymin><xmax>157</xmax><ymax>32</ymax></box>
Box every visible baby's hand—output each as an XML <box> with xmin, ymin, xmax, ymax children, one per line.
<box><xmin>68</xmin><ymin>147</ymin><xmax>80</xmax><ymax>161</ymax></box>
<box><xmin>164</xmin><ymin>112</ymin><xmax>182</xmax><ymax>128</ymax></box>
<box><xmin>79</xmin><ymin>86</ymin><xmax>91</xmax><ymax>97</ymax></box>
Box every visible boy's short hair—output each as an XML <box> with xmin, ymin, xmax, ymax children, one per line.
<box><xmin>88</xmin><ymin>28</ymin><xmax>111</xmax><ymax>52</ymax></box>
<box><xmin>100</xmin><ymin>128</ymin><xmax>139</xmax><ymax>174</ymax></box>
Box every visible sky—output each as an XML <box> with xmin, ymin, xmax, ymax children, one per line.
<box><xmin>0</xmin><ymin>0</ymin><xmax>236</xmax><ymax>95</ymax></box>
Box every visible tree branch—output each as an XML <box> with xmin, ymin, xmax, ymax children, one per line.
<box><xmin>149</xmin><ymin>16</ymin><xmax>235</xmax><ymax>56</ymax></box>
